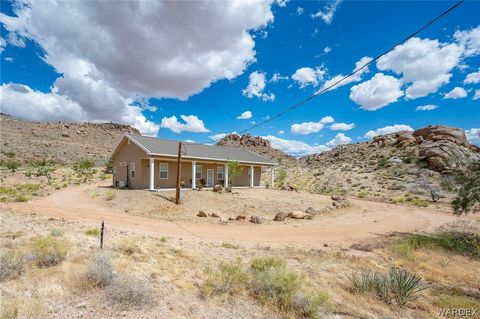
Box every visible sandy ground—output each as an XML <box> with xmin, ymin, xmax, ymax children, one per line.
<box><xmin>4</xmin><ymin>182</ymin><xmax>476</xmax><ymax>248</ymax></box>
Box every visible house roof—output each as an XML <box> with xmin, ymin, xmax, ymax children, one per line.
<box><xmin>119</xmin><ymin>134</ymin><xmax>276</xmax><ymax>166</ymax></box>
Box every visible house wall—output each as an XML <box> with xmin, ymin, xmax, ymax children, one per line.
<box><xmin>112</xmin><ymin>138</ymin><xmax>266</xmax><ymax>189</ymax></box>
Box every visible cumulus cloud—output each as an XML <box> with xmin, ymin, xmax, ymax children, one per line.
<box><xmin>330</xmin><ymin>122</ymin><xmax>355</xmax><ymax>131</ymax></box>
<box><xmin>271</xmin><ymin>72</ymin><xmax>289</xmax><ymax>82</ymax></box>
<box><xmin>312</xmin><ymin>0</ymin><xmax>342</xmax><ymax>25</ymax></box>
<box><xmin>0</xmin><ymin>1</ymin><xmax>274</xmax><ymax>133</ymax></box>
<box><xmin>296</xmin><ymin>7</ymin><xmax>304</xmax><ymax>15</ymax></box>
<box><xmin>318</xmin><ymin>56</ymin><xmax>372</xmax><ymax>93</ymax></box>
<box><xmin>364</xmin><ymin>124</ymin><xmax>413</xmax><ymax>139</ymax></box>
<box><xmin>236</xmin><ymin>111</ymin><xmax>252</xmax><ymax>120</ymax></box>
<box><xmin>263</xmin><ymin>135</ymin><xmax>329</xmax><ymax>156</ymax></box>
<box><xmin>292</xmin><ymin>66</ymin><xmax>327</xmax><ymax>88</ymax></box>
<box><xmin>464</xmin><ymin>68</ymin><xmax>480</xmax><ymax>84</ymax></box>
<box><xmin>444</xmin><ymin>87</ymin><xmax>467</xmax><ymax>99</ymax></box>
<box><xmin>454</xmin><ymin>26</ymin><xmax>480</xmax><ymax>57</ymax></box>
<box><xmin>377</xmin><ymin>37</ymin><xmax>461</xmax><ymax>99</ymax></box>
<box><xmin>160</xmin><ymin>115</ymin><xmax>210</xmax><ymax>133</ymax></box>
<box><xmin>290</xmin><ymin>116</ymin><xmax>334</xmax><ymax>135</ymax></box>
<box><xmin>474</xmin><ymin>89</ymin><xmax>480</xmax><ymax>100</ymax></box>
<box><xmin>465</xmin><ymin>128</ymin><xmax>480</xmax><ymax>144</ymax></box>
<box><xmin>0</xmin><ymin>35</ymin><xmax>5</xmax><ymax>52</ymax></box>
<box><xmin>242</xmin><ymin>71</ymin><xmax>275</xmax><ymax>101</ymax></box>
<box><xmin>323</xmin><ymin>46</ymin><xmax>331</xmax><ymax>54</ymax></box>
<box><xmin>349</xmin><ymin>73</ymin><xmax>403</xmax><ymax>110</ymax></box>
<box><xmin>326</xmin><ymin>133</ymin><xmax>351</xmax><ymax>147</ymax></box>
<box><xmin>278</xmin><ymin>130</ymin><xmax>285</xmax><ymax>135</ymax></box>
<box><xmin>184</xmin><ymin>139</ymin><xmax>195</xmax><ymax>143</ymax></box>
<box><xmin>416</xmin><ymin>104</ymin><xmax>438</xmax><ymax>111</ymax></box>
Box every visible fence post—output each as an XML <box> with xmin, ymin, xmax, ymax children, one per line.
<box><xmin>100</xmin><ymin>220</ymin><xmax>104</xmax><ymax>249</ymax></box>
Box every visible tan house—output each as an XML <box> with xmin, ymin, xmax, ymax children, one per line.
<box><xmin>110</xmin><ymin>134</ymin><xmax>277</xmax><ymax>190</ymax></box>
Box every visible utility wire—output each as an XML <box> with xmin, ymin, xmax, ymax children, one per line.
<box><xmin>196</xmin><ymin>0</ymin><xmax>464</xmax><ymax>145</ymax></box>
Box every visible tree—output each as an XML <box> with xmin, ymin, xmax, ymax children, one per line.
<box><xmin>26</xmin><ymin>159</ymin><xmax>56</xmax><ymax>184</ymax></box>
<box><xmin>226</xmin><ymin>161</ymin><xmax>244</xmax><ymax>190</ymax></box>
<box><xmin>73</xmin><ymin>159</ymin><xmax>96</xmax><ymax>182</ymax></box>
<box><xmin>442</xmin><ymin>159</ymin><xmax>480</xmax><ymax>215</ymax></box>
<box><xmin>275</xmin><ymin>168</ymin><xmax>287</xmax><ymax>189</ymax></box>
<box><xmin>416</xmin><ymin>169</ymin><xmax>439</xmax><ymax>203</ymax></box>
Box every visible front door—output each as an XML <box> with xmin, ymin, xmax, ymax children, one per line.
<box><xmin>206</xmin><ymin>169</ymin><xmax>214</xmax><ymax>187</ymax></box>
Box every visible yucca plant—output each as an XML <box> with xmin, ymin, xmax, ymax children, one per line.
<box><xmin>387</xmin><ymin>267</ymin><xmax>428</xmax><ymax>306</ymax></box>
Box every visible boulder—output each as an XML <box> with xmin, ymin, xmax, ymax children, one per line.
<box><xmin>236</xmin><ymin>214</ymin><xmax>247</xmax><ymax>221</ymax></box>
<box><xmin>250</xmin><ymin>216</ymin><xmax>264</xmax><ymax>224</ymax></box>
<box><xmin>219</xmin><ymin>217</ymin><xmax>227</xmax><ymax>223</ymax></box>
<box><xmin>332</xmin><ymin>199</ymin><xmax>351</xmax><ymax>209</ymax></box>
<box><xmin>274</xmin><ymin>212</ymin><xmax>289</xmax><ymax>221</ymax></box>
<box><xmin>290</xmin><ymin>211</ymin><xmax>306</xmax><ymax>219</ymax></box>
<box><xmin>413</xmin><ymin>125</ymin><xmax>467</xmax><ymax>145</ymax></box>
<box><xmin>305</xmin><ymin>207</ymin><xmax>319</xmax><ymax>215</ymax></box>
<box><xmin>211</xmin><ymin>212</ymin><xmax>220</xmax><ymax>218</ymax></box>
<box><xmin>331</xmin><ymin>195</ymin><xmax>345</xmax><ymax>201</ymax></box>
<box><xmin>212</xmin><ymin>184</ymin><xmax>223</xmax><ymax>193</ymax></box>
<box><xmin>387</xmin><ymin>157</ymin><xmax>403</xmax><ymax>164</ymax></box>
<box><xmin>197</xmin><ymin>210</ymin><xmax>207</xmax><ymax>217</ymax></box>
<box><xmin>396</xmin><ymin>131</ymin><xmax>415</xmax><ymax>145</ymax></box>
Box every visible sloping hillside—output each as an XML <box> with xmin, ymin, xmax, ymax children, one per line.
<box><xmin>0</xmin><ymin>113</ymin><xmax>139</xmax><ymax>164</ymax></box>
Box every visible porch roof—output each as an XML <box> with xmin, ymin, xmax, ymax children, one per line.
<box><xmin>124</xmin><ymin>134</ymin><xmax>276</xmax><ymax>166</ymax></box>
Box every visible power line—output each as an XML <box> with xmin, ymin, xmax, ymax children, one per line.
<box><xmin>197</xmin><ymin>0</ymin><xmax>464</xmax><ymax>144</ymax></box>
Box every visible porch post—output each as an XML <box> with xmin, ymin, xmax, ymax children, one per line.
<box><xmin>149</xmin><ymin>158</ymin><xmax>155</xmax><ymax>191</ymax></box>
<box><xmin>191</xmin><ymin>161</ymin><xmax>196</xmax><ymax>189</ymax></box>
<box><xmin>224</xmin><ymin>164</ymin><xmax>229</xmax><ymax>188</ymax></box>
<box><xmin>250</xmin><ymin>165</ymin><xmax>254</xmax><ymax>187</ymax></box>
<box><xmin>271</xmin><ymin>167</ymin><xmax>275</xmax><ymax>188</ymax></box>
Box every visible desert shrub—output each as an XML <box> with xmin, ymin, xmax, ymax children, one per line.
<box><xmin>104</xmin><ymin>160</ymin><xmax>113</xmax><ymax>174</ymax></box>
<box><xmin>348</xmin><ymin>268</ymin><xmax>427</xmax><ymax>307</ymax></box>
<box><xmin>73</xmin><ymin>159</ymin><xmax>96</xmax><ymax>182</ymax></box>
<box><xmin>13</xmin><ymin>195</ymin><xmax>28</xmax><ymax>202</ymax></box>
<box><xmin>202</xmin><ymin>258</ymin><xmax>249</xmax><ymax>297</ymax></box>
<box><xmin>50</xmin><ymin>228</ymin><xmax>64</xmax><ymax>237</ymax></box>
<box><xmin>87</xmin><ymin>251</ymin><xmax>114</xmax><ymax>287</ymax></box>
<box><xmin>85</xmin><ymin>228</ymin><xmax>100</xmax><ymax>236</ymax></box>
<box><xmin>0</xmin><ymin>306</ymin><xmax>18</xmax><ymax>319</ymax></box>
<box><xmin>275</xmin><ymin>168</ymin><xmax>287</xmax><ymax>189</ymax></box>
<box><xmin>25</xmin><ymin>159</ymin><xmax>56</xmax><ymax>184</ymax></box>
<box><xmin>412</xmin><ymin>198</ymin><xmax>428</xmax><ymax>207</ymax></box>
<box><xmin>377</xmin><ymin>158</ymin><xmax>388</xmax><ymax>167</ymax></box>
<box><xmin>402</xmin><ymin>153</ymin><xmax>416</xmax><ymax>164</ymax></box>
<box><xmin>0</xmin><ymin>251</ymin><xmax>26</xmax><ymax>281</ymax></box>
<box><xmin>32</xmin><ymin>235</ymin><xmax>69</xmax><ymax>267</ymax></box>
<box><xmin>3</xmin><ymin>159</ymin><xmax>20</xmax><ymax>172</ymax></box>
<box><xmin>250</xmin><ymin>257</ymin><xmax>286</xmax><ymax>272</ymax></box>
<box><xmin>105</xmin><ymin>189</ymin><xmax>116</xmax><ymax>201</ymax></box>
<box><xmin>106</xmin><ymin>273</ymin><xmax>154</xmax><ymax>309</ymax></box>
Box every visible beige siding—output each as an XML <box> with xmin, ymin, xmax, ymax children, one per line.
<box><xmin>112</xmin><ymin>139</ymin><xmax>148</xmax><ymax>189</ymax></box>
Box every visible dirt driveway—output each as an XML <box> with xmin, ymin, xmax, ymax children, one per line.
<box><xmin>4</xmin><ymin>183</ymin><xmax>475</xmax><ymax>248</ymax></box>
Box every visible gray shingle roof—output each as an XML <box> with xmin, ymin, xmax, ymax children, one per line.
<box><xmin>126</xmin><ymin>134</ymin><xmax>276</xmax><ymax>166</ymax></box>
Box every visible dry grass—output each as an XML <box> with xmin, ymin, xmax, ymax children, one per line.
<box><xmin>106</xmin><ymin>273</ymin><xmax>155</xmax><ymax>309</ymax></box>
<box><xmin>31</xmin><ymin>235</ymin><xmax>69</xmax><ymax>267</ymax></box>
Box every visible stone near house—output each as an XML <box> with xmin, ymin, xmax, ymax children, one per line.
<box><xmin>290</xmin><ymin>211</ymin><xmax>306</xmax><ymax>219</ymax></box>
<box><xmin>273</xmin><ymin>212</ymin><xmax>289</xmax><ymax>221</ymax></box>
<box><xmin>331</xmin><ymin>195</ymin><xmax>345</xmax><ymax>201</ymax></box>
<box><xmin>211</xmin><ymin>212</ymin><xmax>220</xmax><ymax>218</ymax></box>
<box><xmin>305</xmin><ymin>207</ymin><xmax>319</xmax><ymax>215</ymax></box>
<box><xmin>212</xmin><ymin>184</ymin><xmax>223</xmax><ymax>193</ymax></box>
<box><xmin>197</xmin><ymin>210</ymin><xmax>207</xmax><ymax>217</ymax></box>
<box><xmin>236</xmin><ymin>214</ymin><xmax>247</xmax><ymax>221</ymax></box>
<box><xmin>219</xmin><ymin>217</ymin><xmax>227</xmax><ymax>223</ymax></box>
<box><xmin>250</xmin><ymin>216</ymin><xmax>264</xmax><ymax>224</ymax></box>
<box><xmin>332</xmin><ymin>199</ymin><xmax>350</xmax><ymax>209</ymax></box>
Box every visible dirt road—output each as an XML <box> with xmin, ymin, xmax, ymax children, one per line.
<box><xmin>4</xmin><ymin>183</ymin><xmax>474</xmax><ymax>248</ymax></box>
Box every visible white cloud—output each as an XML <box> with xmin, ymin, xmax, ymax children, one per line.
<box><xmin>296</xmin><ymin>7</ymin><xmax>304</xmax><ymax>15</ymax></box>
<box><xmin>474</xmin><ymin>89</ymin><xmax>480</xmax><ymax>100</ymax></box>
<box><xmin>263</xmin><ymin>135</ymin><xmax>329</xmax><ymax>156</ymax></box>
<box><xmin>364</xmin><ymin>124</ymin><xmax>413</xmax><ymax>139</ymax></box>
<box><xmin>377</xmin><ymin>37</ymin><xmax>461</xmax><ymax>99</ymax></box>
<box><xmin>465</xmin><ymin>128</ymin><xmax>480</xmax><ymax>144</ymax></box>
<box><xmin>464</xmin><ymin>68</ymin><xmax>480</xmax><ymax>84</ymax></box>
<box><xmin>330</xmin><ymin>123</ymin><xmax>355</xmax><ymax>131</ymax></box>
<box><xmin>312</xmin><ymin>0</ymin><xmax>342</xmax><ymax>25</ymax></box>
<box><xmin>454</xmin><ymin>26</ymin><xmax>480</xmax><ymax>57</ymax></box>
<box><xmin>326</xmin><ymin>133</ymin><xmax>351</xmax><ymax>147</ymax></box>
<box><xmin>292</xmin><ymin>66</ymin><xmax>327</xmax><ymax>88</ymax></box>
<box><xmin>4</xmin><ymin>57</ymin><xmax>13</xmax><ymax>62</ymax></box>
<box><xmin>416</xmin><ymin>104</ymin><xmax>438</xmax><ymax>111</ymax></box>
<box><xmin>160</xmin><ymin>115</ymin><xmax>210</xmax><ymax>133</ymax></box>
<box><xmin>184</xmin><ymin>139</ymin><xmax>195</xmax><ymax>143</ymax></box>
<box><xmin>242</xmin><ymin>71</ymin><xmax>275</xmax><ymax>101</ymax></box>
<box><xmin>271</xmin><ymin>72</ymin><xmax>289</xmax><ymax>82</ymax></box>
<box><xmin>208</xmin><ymin>131</ymin><xmax>238</xmax><ymax>141</ymax></box>
<box><xmin>318</xmin><ymin>56</ymin><xmax>372</xmax><ymax>92</ymax></box>
<box><xmin>323</xmin><ymin>46</ymin><xmax>331</xmax><ymax>54</ymax></box>
<box><xmin>278</xmin><ymin>130</ymin><xmax>285</xmax><ymax>135</ymax></box>
<box><xmin>275</xmin><ymin>0</ymin><xmax>289</xmax><ymax>7</ymax></box>
<box><xmin>349</xmin><ymin>73</ymin><xmax>404</xmax><ymax>110</ymax></box>
<box><xmin>0</xmin><ymin>1</ymin><xmax>274</xmax><ymax>133</ymax></box>
<box><xmin>291</xmin><ymin>116</ymin><xmax>334</xmax><ymax>135</ymax></box>
<box><xmin>236</xmin><ymin>111</ymin><xmax>252</xmax><ymax>120</ymax></box>
<box><xmin>444</xmin><ymin>87</ymin><xmax>467</xmax><ymax>99</ymax></box>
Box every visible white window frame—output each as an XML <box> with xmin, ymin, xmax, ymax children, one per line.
<box><xmin>159</xmin><ymin>163</ymin><xmax>169</xmax><ymax>179</ymax></box>
<box><xmin>130</xmin><ymin>162</ymin><xmax>135</xmax><ymax>179</ymax></box>
<box><xmin>216</xmin><ymin>166</ymin><xmax>224</xmax><ymax>180</ymax></box>
<box><xmin>195</xmin><ymin>164</ymin><xmax>202</xmax><ymax>179</ymax></box>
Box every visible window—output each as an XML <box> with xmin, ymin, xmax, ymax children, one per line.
<box><xmin>159</xmin><ymin>163</ymin><xmax>168</xmax><ymax>179</ymax></box>
<box><xmin>217</xmin><ymin>166</ymin><xmax>224</xmax><ymax>180</ymax></box>
<box><xmin>130</xmin><ymin>162</ymin><xmax>135</xmax><ymax>178</ymax></box>
<box><xmin>195</xmin><ymin>164</ymin><xmax>202</xmax><ymax>179</ymax></box>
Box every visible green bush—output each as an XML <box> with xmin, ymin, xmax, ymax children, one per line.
<box><xmin>348</xmin><ymin>267</ymin><xmax>427</xmax><ymax>307</ymax></box>
<box><xmin>14</xmin><ymin>195</ymin><xmax>29</xmax><ymax>202</ymax></box>
<box><xmin>73</xmin><ymin>159</ymin><xmax>96</xmax><ymax>182</ymax></box>
<box><xmin>85</xmin><ymin>228</ymin><xmax>100</xmax><ymax>236</ymax></box>
<box><xmin>105</xmin><ymin>189</ymin><xmax>116</xmax><ymax>201</ymax></box>
<box><xmin>3</xmin><ymin>159</ymin><xmax>20</xmax><ymax>172</ymax></box>
<box><xmin>0</xmin><ymin>251</ymin><xmax>26</xmax><ymax>281</ymax></box>
<box><xmin>377</xmin><ymin>158</ymin><xmax>388</xmax><ymax>167</ymax></box>
<box><xmin>250</xmin><ymin>257</ymin><xmax>286</xmax><ymax>272</ymax></box>
<box><xmin>202</xmin><ymin>258</ymin><xmax>249</xmax><ymax>296</ymax></box>
<box><xmin>32</xmin><ymin>235</ymin><xmax>69</xmax><ymax>267</ymax></box>
<box><xmin>50</xmin><ymin>228</ymin><xmax>64</xmax><ymax>237</ymax></box>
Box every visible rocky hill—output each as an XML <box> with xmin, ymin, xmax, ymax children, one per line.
<box><xmin>216</xmin><ymin>133</ymin><xmax>296</xmax><ymax>165</ymax></box>
<box><xmin>0</xmin><ymin>113</ymin><xmax>139</xmax><ymax>164</ymax></box>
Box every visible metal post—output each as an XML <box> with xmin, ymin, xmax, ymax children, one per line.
<box><xmin>175</xmin><ymin>142</ymin><xmax>182</xmax><ymax>204</ymax></box>
<box><xmin>100</xmin><ymin>220</ymin><xmax>104</xmax><ymax>249</ymax></box>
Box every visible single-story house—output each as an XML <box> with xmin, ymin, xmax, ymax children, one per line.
<box><xmin>110</xmin><ymin>134</ymin><xmax>277</xmax><ymax>190</ymax></box>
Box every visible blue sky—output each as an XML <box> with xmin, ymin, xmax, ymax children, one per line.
<box><xmin>1</xmin><ymin>0</ymin><xmax>479</xmax><ymax>155</ymax></box>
